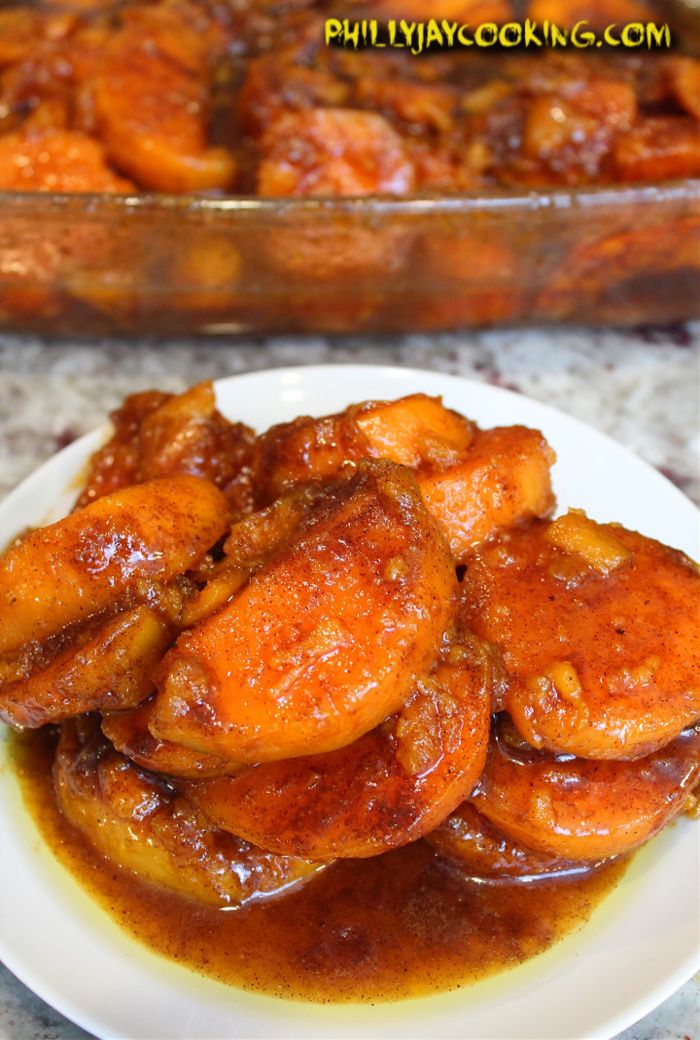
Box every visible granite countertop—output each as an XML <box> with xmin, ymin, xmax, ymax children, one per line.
<box><xmin>0</xmin><ymin>324</ymin><xmax>698</xmax><ymax>1040</ymax></box>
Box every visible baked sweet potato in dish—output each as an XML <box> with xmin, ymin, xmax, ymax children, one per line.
<box><xmin>101</xmin><ymin>697</ymin><xmax>240</xmax><ymax>780</ymax></box>
<box><xmin>77</xmin><ymin>382</ymin><xmax>256</xmax><ymax>516</ymax></box>
<box><xmin>470</xmin><ymin>716</ymin><xmax>700</xmax><ymax>861</ymax></box>
<box><xmin>182</xmin><ymin>631</ymin><xmax>491</xmax><ymax>859</ymax></box>
<box><xmin>462</xmin><ymin>511</ymin><xmax>700</xmax><ymax>760</ymax></box>
<box><xmin>0</xmin><ymin>384</ymin><xmax>696</xmax><ymax>924</ymax></box>
<box><xmin>255</xmin><ymin>395</ymin><xmax>555</xmax><ymax>560</ymax></box>
<box><xmin>0</xmin><ymin>475</ymin><xmax>228</xmax><ymax>656</ymax></box>
<box><xmin>426</xmin><ymin>801</ymin><xmax>594</xmax><ymax>881</ymax></box>
<box><xmin>151</xmin><ymin>461</ymin><xmax>458</xmax><ymax>762</ymax></box>
<box><xmin>0</xmin><ymin>606</ymin><xmax>172</xmax><ymax>729</ymax></box>
<box><xmin>55</xmin><ymin>718</ymin><xmax>324</xmax><ymax>907</ymax></box>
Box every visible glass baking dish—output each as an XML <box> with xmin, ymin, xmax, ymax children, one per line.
<box><xmin>1</xmin><ymin>0</ymin><xmax>699</xmax><ymax>337</ymax></box>
<box><xmin>0</xmin><ymin>180</ymin><xmax>697</xmax><ymax>336</ymax></box>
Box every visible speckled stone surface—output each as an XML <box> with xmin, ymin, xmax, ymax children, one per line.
<box><xmin>0</xmin><ymin>324</ymin><xmax>698</xmax><ymax>1040</ymax></box>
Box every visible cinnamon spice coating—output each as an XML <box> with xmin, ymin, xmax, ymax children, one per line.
<box><xmin>0</xmin><ymin>385</ymin><xmax>697</xmax><ymax>908</ymax></box>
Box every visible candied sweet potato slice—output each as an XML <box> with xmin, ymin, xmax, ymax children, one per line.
<box><xmin>76</xmin><ymin>391</ymin><xmax>172</xmax><ymax>506</ymax></box>
<box><xmin>541</xmin><ymin>217</ymin><xmax>700</xmax><ymax>324</ymax></box>
<box><xmin>0</xmin><ymin>128</ymin><xmax>131</xmax><ymax>193</ymax></box>
<box><xmin>91</xmin><ymin>33</ymin><xmax>235</xmax><ymax>192</ymax></box>
<box><xmin>353</xmin><ymin>395</ymin><xmax>475</xmax><ymax>469</ymax></box>
<box><xmin>151</xmin><ymin>461</ymin><xmax>458</xmax><ymax>763</ymax></box>
<box><xmin>256</xmin><ymin>108</ymin><xmax>415</xmax><ymax>281</ymax></box>
<box><xmin>255</xmin><ymin>394</ymin><xmax>476</xmax><ymax>501</ymax></box>
<box><xmin>0</xmin><ymin>606</ymin><xmax>171</xmax><ymax>729</ymax></box>
<box><xmin>256</xmin><ymin>399</ymin><xmax>554</xmax><ymax>561</ymax></box>
<box><xmin>0</xmin><ymin>475</ymin><xmax>229</xmax><ymax>656</ymax></box>
<box><xmin>77</xmin><ymin>383</ymin><xmax>255</xmax><ymax>516</ymax></box>
<box><xmin>667</xmin><ymin>57</ymin><xmax>700</xmax><ymax>121</ymax></box>
<box><xmin>418</xmin><ymin>426</ymin><xmax>555</xmax><ymax>559</ymax></box>
<box><xmin>0</xmin><ymin>9</ymin><xmax>74</xmax><ymax>67</ymax></box>
<box><xmin>426</xmin><ymin>801</ymin><xmax>592</xmax><ymax>880</ymax></box>
<box><xmin>102</xmin><ymin>698</ymin><xmax>239</xmax><ymax>780</ymax></box>
<box><xmin>258</xmin><ymin>109</ymin><xmax>415</xmax><ymax>197</ymax></box>
<box><xmin>55</xmin><ymin>719</ymin><xmax>324</xmax><ymax>907</ymax></box>
<box><xmin>521</xmin><ymin>78</ymin><xmax>636</xmax><ymax>183</ymax></box>
<box><xmin>614</xmin><ymin>117</ymin><xmax>700</xmax><ymax>182</ymax></box>
<box><xmin>183</xmin><ymin>633</ymin><xmax>491</xmax><ymax>859</ymax></box>
<box><xmin>471</xmin><ymin>716</ymin><xmax>700</xmax><ymax>861</ymax></box>
<box><xmin>462</xmin><ymin>513</ymin><xmax>700</xmax><ymax>760</ymax></box>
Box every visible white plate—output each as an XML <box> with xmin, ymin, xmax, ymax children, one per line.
<box><xmin>0</xmin><ymin>365</ymin><xmax>698</xmax><ymax>1040</ymax></box>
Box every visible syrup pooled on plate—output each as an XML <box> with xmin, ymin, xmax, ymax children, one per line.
<box><xmin>12</xmin><ymin>728</ymin><xmax>627</xmax><ymax>1002</ymax></box>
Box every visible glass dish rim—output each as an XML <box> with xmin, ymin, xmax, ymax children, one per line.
<box><xmin>1</xmin><ymin>178</ymin><xmax>698</xmax><ymax>219</ymax></box>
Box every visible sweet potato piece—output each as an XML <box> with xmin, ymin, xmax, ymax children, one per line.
<box><xmin>254</xmin><ymin>413</ymin><xmax>355</xmax><ymax>498</ymax></box>
<box><xmin>667</xmin><ymin>57</ymin><xmax>700</xmax><ymax>121</ymax></box>
<box><xmin>0</xmin><ymin>20</ymin><xmax>109</xmax><ymax>134</ymax></box>
<box><xmin>255</xmin><ymin>394</ymin><xmax>475</xmax><ymax>501</ymax></box>
<box><xmin>55</xmin><ymin>719</ymin><xmax>324</xmax><ymax>907</ymax></box>
<box><xmin>180</xmin><ymin>485</ymin><xmax>333</xmax><ymax>630</ymax></box>
<box><xmin>0</xmin><ymin>126</ymin><xmax>128</xmax><ymax>322</ymax></box>
<box><xmin>184</xmin><ymin>633</ymin><xmax>491</xmax><ymax>859</ymax></box>
<box><xmin>256</xmin><ymin>108</ymin><xmax>415</xmax><ymax>281</ymax></box>
<box><xmin>258</xmin><ymin>109</ymin><xmax>415</xmax><ymax>197</ymax></box>
<box><xmin>113</xmin><ymin>4</ymin><xmax>220</xmax><ymax>75</ymax></box>
<box><xmin>355</xmin><ymin>79</ymin><xmax>456</xmax><ymax>136</ymax></box>
<box><xmin>544</xmin><ymin>509</ymin><xmax>631</xmax><ymax>575</ymax></box>
<box><xmin>76</xmin><ymin>392</ymin><xmax>172</xmax><ymax>506</ymax></box>
<box><xmin>418</xmin><ymin>233</ymin><xmax>519</xmax><ymax>292</ymax></box>
<box><xmin>462</xmin><ymin>514</ymin><xmax>700</xmax><ymax>760</ymax></box>
<box><xmin>255</xmin><ymin>398</ymin><xmax>554</xmax><ymax>560</ymax></box>
<box><xmin>92</xmin><ymin>44</ymin><xmax>235</xmax><ymax>192</ymax></box>
<box><xmin>78</xmin><ymin>385</ymin><xmax>255</xmax><ymax>515</ymax></box>
<box><xmin>353</xmin><ymin>396</ymin><xmax>475</xmax><ymax>469</ymax></box>
<box><xmin>541</xmin><ymin>216</ymin><xmax>700</xmax><ymax>324</ymax></box>
<box><xmin>427</xmin><ymin>802</ymin><xmax>592</xmax><ymax>880</ymax></box>
<box><xmin>0</xmin><ymin>10</ymin><xmax>74</xmax><ymax>67</ymax></box>
<box><xmin>0</xmin><ymin>476</ymin><xmax>229</xmax><ymax>656</ymax></box>
<box><xmin>0</xmin><ymin>606</ymin><xmax>171</xmax><ymax>729</ymax></box>
<box><xmin>168</xmin><ymin>235</ymin><xmax>242</xmax><ymax>315</ymax></box>
<box><xmin>613</xmin><ymin>117</ymin><xmax>700</xmax><ymax>182</ymax></box>
<box><xmin>151</xmin><ymin>461</ymin><xmax>458</xmax><ymax>763</ymax></box>
<box><xmin>0</xmin><ymin>11</ymin><xmax>40</xmax><ymax>67</ymax></box>
<box><xmin>522</xmin><ymin>79</ymin><xmax>636</xmax><ymax>181</ymax></box>
<box><xmin>471</xmin><ymin>716</ymin><xmax>700</xmax><ymax>861</ymax></box>
<box><xmin>418</xmin><ymin>426</ymin><xmax>555</xmax><ymax>559</ymax></box>
<box><xmin>0</xmin><ymin>128</ymin><xmax>131</xmax><ymax>193</ymax></box>
<box><xmin>236</xmin><ymin>53</ymin><xmax>350</xmax><ymax>138</ymax></box>
<box><xmin>102</xmin><ymin>698</ymin><xmax>239</xmax><ymax>780</ymax></box>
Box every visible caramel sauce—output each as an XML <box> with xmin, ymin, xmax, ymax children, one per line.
<box><xmin>11</xmin><ymin>729</ymin><xmax>628</xmax><ymax>1004</ymax></box>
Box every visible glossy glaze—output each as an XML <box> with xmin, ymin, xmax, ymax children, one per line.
<box><xmin>11</xmin><ymin>728</ymin><xmax>627</xmax><ymax>1004</ymax></box>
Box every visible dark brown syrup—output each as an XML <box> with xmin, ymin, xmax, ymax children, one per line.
<box><xmin>10</xmin><ymin>729</ymin><xmax>627</xmax><ymax>1004</ymax></box>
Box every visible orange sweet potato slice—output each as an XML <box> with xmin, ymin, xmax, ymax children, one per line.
<box><xmin>0</xmin><ymin>128</ymin><xmax>131</xmax><ymax>192</ymax></box>
<box><xmin>183</xmin><ymin>632</ymin><xmax>491</xmax><ymax>859</ymax></box>
<box><xmin>471</xmin><ymin>716</ymin><xmax>700</xmax><ymax>860</ymax></box>
<box><xmin>462</xmin><ymin>513</ymin><xmax>700</xmax><ymax>760</ymax></box>
<box><xmin>55</xmin><ymin>718</ymin><xmax>324</xmax><ymax>907</ymax></box>
<box><xmin>255</xmin><ymin>396</ymin><xmax>555</xmax><ymax>561</ymax></box>
<box><xmin>90</xmin><ymin>16</ymin><xmax>235</xmax><ymax>193</ymax></box>
<box><xmin>0</xmin><ymin>475</ymin><xmax>228</xmax><ymax>656</ymax></box>
<box><xmin>427</xmin><ymin>801</ymin><xmax>593</xmax><ymax>880</ymax></box>
<box><xmin>0</xmin><ymin>606</ymin><xmax>171</xmax><ymax>729</ymax></box>
<box><xmin>151</xmin><ymin>461</ymin><xmax>458</xmax><ymax>762</ymax></box>
<box><xmin>101</xmin><ymin>698</ymin><xmax>239</xmax><ymax>780</ymax></box>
